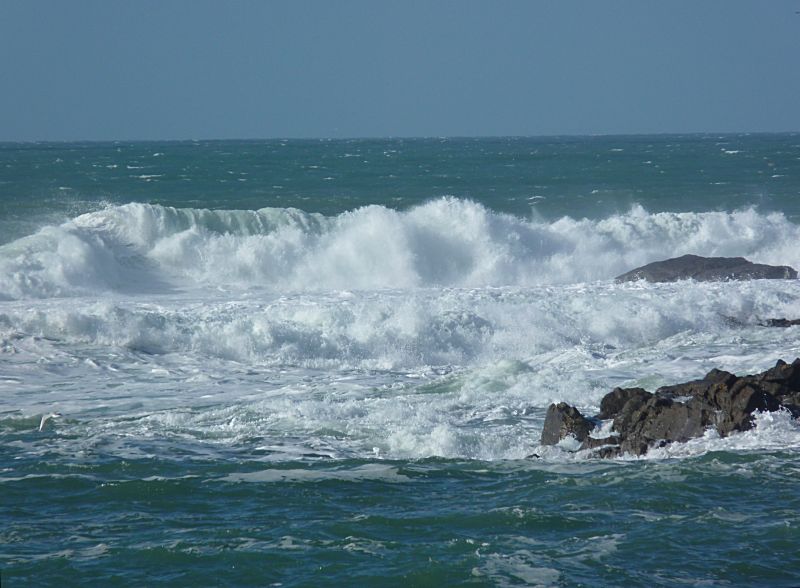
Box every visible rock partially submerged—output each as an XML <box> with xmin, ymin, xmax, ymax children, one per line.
<box><xmin>615</xmin><ymin>254</ymin><xmax>797</xmax><ymax>283</ymax></box>
<box><xmin>723</xmin><ymin>316</ymin><xmax>800</xmax><ymax>328</ymax></box>
<box><xmin>540</xmin><ymin>403</ymin><xmax>595</xmax><ymax>446</ymax></box>
<box><xmin>759</xmin><ymin>318</ymin><xmax>800</xmax><ymax>328</ymax></box>
<box><xmin>540</xmin><ymin>359</ymin><xmax>800</xmax><ymax>457</ymax></box>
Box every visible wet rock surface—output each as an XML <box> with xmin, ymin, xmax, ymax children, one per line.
<box><xmin>615</xmin><ymin>254</ymin><xmax>797</xmax><ymax>283</ymax></box>
<box><xmin>540</xmin><ymin>402</ymin><xmax>595</xmax><ymax>445</ymax></box>
<box><xmin>540</xmin><ymin>359</ymin><xmax>800</xmax><ymax>457</ymax></box>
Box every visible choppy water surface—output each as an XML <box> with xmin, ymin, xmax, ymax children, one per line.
<box><xmin>2</xmin><ymin>135</ymin><xmax>800</xmax><ymax>586</ymax></box>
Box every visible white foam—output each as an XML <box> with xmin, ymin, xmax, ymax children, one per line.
<box><xmin>1</xmin><ymin>199</ymin><xmax>799</xmax><ymax>299</ymax></box>
<box><xmin>2</xmin><ymin>199</ymin><xmax>800</xmax><ymax>462</ymax></box>
<box><xmin>3</xmin><ymin>278</ymin><xmax>798</xmax><ymax>375</ymax></box>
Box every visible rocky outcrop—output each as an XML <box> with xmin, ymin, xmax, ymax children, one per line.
<box><xmin>540</xmin><ymin>358</ymin><xmax>800</xmax><ymax>457</ymax></box>
<box><xmin>759</xmin><ymin>318</ymin><xmax>800</xmax><ymax>328</ymax></box>
<box><xmin>540</xmin><ymin>403</ymin><xmax>595</xmax><ymax>445</ymax></box>
<box><xmin>615</xmin><ymin>254</ymin><xmax>797</xmax><ymax>283</ymax></box>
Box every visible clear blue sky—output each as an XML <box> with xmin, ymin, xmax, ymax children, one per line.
<box><xmin>2</xmin><ymin>0</ymin><xmax>799</xmax><ymax>140</ymax></box>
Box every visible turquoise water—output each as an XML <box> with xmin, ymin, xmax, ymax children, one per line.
<box><xmin>2</xmin><ymin>135</ymin><xmax>800</xmax><ymax>586</ymax></box>
<box><xmin>2</xmin><ymin>135</ymin><xmax>799</xmax><ymax>243</ymax></box>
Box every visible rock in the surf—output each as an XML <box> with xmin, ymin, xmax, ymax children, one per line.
<box><xmin>597</xmin><ymin>387</ymin><xmax>651</xmax><ymax>420</ymax></box>
<box><xmin>540</xmin><ymin>402</ymin><xmax>594</xmax><ymax>445</ymax></box>
<box><xmin>539</xmin><ymin>359</ymin><xmax>800</xmax><ymax>457</ymax></box>
<box><xmin>614</xmin><ymin>254</ymin><xmax>797</xmax><ymax>283</ymax></box>
<box><xmin>759</xmin><ymin>318</ymin><xmax>800</xmax><ymax>328</ymax></box>
<box><xmin>616</xmin><ymin>395</ymin><xmax>714</xmax><ymax>456</ymax></box>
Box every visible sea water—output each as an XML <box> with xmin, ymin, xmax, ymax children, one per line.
<box><xmin>2</xmin><ymin>135</ymin><xmax>800</xmax><ymax>586</ymax></box>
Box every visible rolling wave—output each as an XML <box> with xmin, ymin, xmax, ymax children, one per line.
<box><xmin>1</xmin><ymin>198</ymin><xmax>798</xmax><ymax>299</ymax></box>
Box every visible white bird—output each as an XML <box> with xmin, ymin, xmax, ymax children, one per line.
<box><xmin>38</xmin><ymin>412</ymin><xmax>62</xmax><ymax>432</ymax></box>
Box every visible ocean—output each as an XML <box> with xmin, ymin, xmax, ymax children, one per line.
<box><xmin>2</xmin><ymin>135</ymin><xmax>800</xmax><ymax>586</ymax></box>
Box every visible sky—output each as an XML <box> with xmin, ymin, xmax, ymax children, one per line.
<box><xmin>1</xmin><ymin>0</ymin><xmax>799</xmax><ymax>141</ymax></box>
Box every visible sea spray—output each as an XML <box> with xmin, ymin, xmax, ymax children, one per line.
<box><xmin>2</xmin><ymin>199</ymin><xmax>800</xmax><ymax>299</ymax></box>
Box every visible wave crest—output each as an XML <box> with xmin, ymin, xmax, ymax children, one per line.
<box><xmin>0</xmin><ymin>198</ymin><xmax>798</xmax><ymax>298</ymax></box>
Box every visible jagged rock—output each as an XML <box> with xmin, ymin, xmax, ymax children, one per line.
<box><xmin>598</xmin><ymin>387</ymin><xmax>651</xmax><ymax>419</ymax></box>
<box><xmin>611</xmin><ymin>391</ymin><xmax>654</xmax><ymax>436</ymax></box>
<box><xmin>580</xmin><ymin>435</ymin><xmax>620</xmax><ymax>450</ymax></box>
<box><xmin>756</xmin><ymin>358</ymin><xmax>800</xmax><ymax>392</ymax></box>
<box><xmin>655</xmin><ymin>368</ymin><xmax>737</xmax><ymax>399</ymax></box>
<box><xmin>722</xmin><ymin>316</ymin><xmax>800</xmax><ymax>328</ymax></box>
<box><xmin>540</xmin><ymin>402</ymin><xmax>595</xmax><ymax>445</ymax></box>
<box><xmin>541</xmin><ymin>359</ymin><xmax>800</xmax><ymax>457</ymax></box>
<box><xmin>575</xmin><ymin>438</ymin><xmax>626</xmax><ymax>457</ymax></box>
<box><xmin>743</xmin><ymin>359</ymin><xmax>800</xmax><ymax>417</ymax></box>
<box><xmin>704</xmin><ymin>379</ymin><xmax>780</xmax><ymax>436</ymax></box>
<box><xmin>615</xmin><ymin>254</ymin><xmax>797</xmax><ymax>283</ymax></box>
<box><xmin>618</xmin><ymin>396</ymin><xmax>714</xmax><ymax>455</ymax></box>
<box><xmin>759</xmin><ymin>318</ymin><xmax>800</xmax><ymax>328</ymax></box>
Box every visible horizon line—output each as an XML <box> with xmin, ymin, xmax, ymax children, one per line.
<box><xmin>2</xmin><ymin>130</ymin><xmax>799</xmax><ymax>145</ymax></box>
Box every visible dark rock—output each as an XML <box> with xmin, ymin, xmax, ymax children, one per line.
<box><xmin>611</xmin><ymin>391</ymin><xmax>655</xmax><ymax>435</ymax></box>
<box><xmin>541</xmin><ymin>358</ymin><xmax>800</xmax><ymax>458</ymax></box>
<box><xmin>615</xmin><ymin>254</ymin><xmax>797</xmax><ymax>283</ymax></box>
<box><xmin>750</xmin><ymin>359</ymin><xmax>800</xmax><ymax>402</ymax></box>
<box><xmin>592</xmin><ymin>445</ymin><xmax>623</xmax><ymax>459</ymax></box>
<box><xmin>754</xmin><ymin>359</ymin><xmax>800</xmax><ymax>416</ymax></box>
<box><xmin>759</xmin><ymin>318</ymin><xmax>800</xmax><ymax>328</ymax></box>
<box><xmin>598</xmin><ymin>387</ymin><xmax>652</xmax><ymax>419</ymax></box>
<box><xmin>757</xmin><ymin>358</ymin><xmax>800</xmax><ymax>390</ymax></box>
<box><xmin>581</xmin><ymin>435</ymin><xmax>624</xmax><ymax>459</ymax></box>
<box><xmin>540</xmin><ymin>402</ymin><xmax>595</xmax><ymax>445</ymax></box>
<box><xmin>619</xmin><ymin>396</ymin><xmax>714</xmax><ymax>455</ymax></box>
<box><xmin>781</xmin><ymin>402</ymin><xmax>800</xmax><ymax>418</ymax></box>
<box><xmin>703</xmin><ymin>380</ymin><xmax>780</xmax><ymax>436</ymax></box>
<box><xmin>723</xmin><ymin>316</ymin><xmax>800</xmax><ymax>329</ymax></box>
<box><xmin>655</xmin><ymin>368</ymin><xmax>737</xmax><ymax>399</ymax></box>
<box><xmin>580</xmin><ymin>435</ymin><xmax>620</xmax><ymax>449</ymax></box>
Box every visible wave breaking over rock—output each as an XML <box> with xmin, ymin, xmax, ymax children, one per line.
<box><xmin>541</xmin><ymin>358</ymin><xmax>800</xmax><ymax>458</ymax></box>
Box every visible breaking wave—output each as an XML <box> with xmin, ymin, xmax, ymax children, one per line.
<box><xmin>1</xmin><ymin>198</ymin><xmax>799</xmax><ymax>299</ymax></box>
